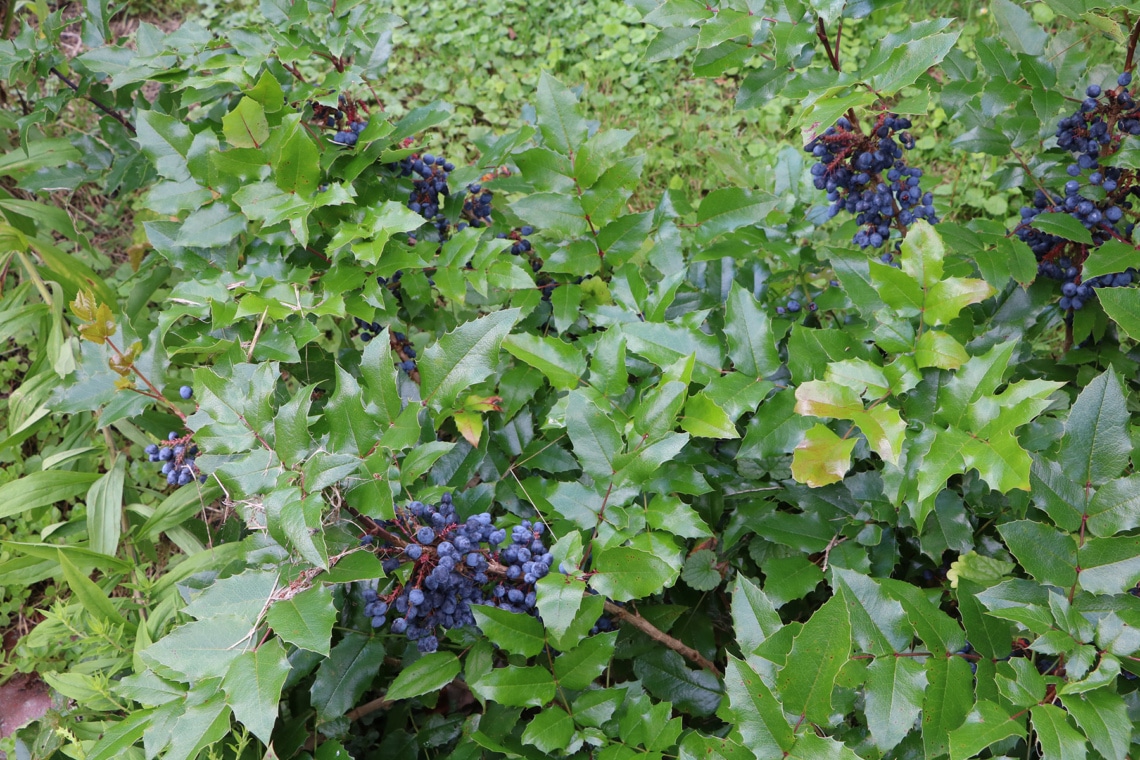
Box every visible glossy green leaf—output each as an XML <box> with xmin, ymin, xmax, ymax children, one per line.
<box><xmin>791</xmin><ymin>423</ymin><xmax>855</xmax><ymax>487</ymax></box>
<box><xmin>1097</xmin><ymin>286</ymin><xmax>1140</xmax><ymax>341</ymax></box>
<box><xmin>997</xmin><ymin>520</ymin><xmax>1077</xmax><ymax>587</ymax></box>
<box><xmin>776</xmin><ymin>594</ymin><xmax>851</xmax><ymax>723</ymax></box>
<box><xmin>947</xmin><ymin>701</ymin><xmax>1023</xmax><ymax>760</ymax></box>
<box><xmin>419</xmin><ymin>309</ymin><xmax>519</xmax><ymax>412</ymax></box>
<box><xmin>472</xmin><ymin>666</ymin><xmax>555</xmax><ymax>708</ymax></box>
<box><xmin>1060</xmin><ymin>369</ymin><xmax>1129</xmax><ymax>487</ymax></box>
<box><xmin>553</xmin><ymin>631</ymin><xmax>616</xmax><ymax>689</ymax></box>
<box><xmin>471</xmin><ymin>605</ymin><xmax>546</xmax><ymax>657</ymax></box>
<box><xmin>86</xmin><ymin>456</ymin><xmax>125</xmax><ymax>557</ymax></box>
<box><xmin>385</xmin><ymin>652</ymin><xmax>461</xmax><ymax>701</ymax></box>
<box><xmin>310</xmin><ymin>632</ymin><xmax>386</xmax><ymax>720</ymax></box>
<box><xmin>865</xmin><ymin>656</ymin><xmax>926</xmax><ymax>752</ymax></box>
<box><xmin>724</xmin><ymin>655</ymin><xmax>794</xmax><ymax>758</ymax></box>
<box><xmin>591</xmin><ymin>546</ymin><xmax>677</xmax><ymax>601</ymax></box>
<box><xmin>502</xmin><ymin>333</ymin><xmax>586</xmax><ymax>390</ymax></box>
<box><xmin>222</xmin><ymin>97</ymin><xmax>269</xmax><ymax>149</ymax></box>
<box><xmin>724</xmin><ymin>283</ymin><xmax>780</xmax><ymax>377</ymax></box>
<box><xmin>521</xmin><ymin>705</ymin><xmax>575</xmax><ymax>754</ymax></box>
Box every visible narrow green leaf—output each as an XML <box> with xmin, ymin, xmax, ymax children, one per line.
<box><xmin>1030</xmin><ymin>212</ymin><xmax>1094</xmax><ymax>244</ymax></box>
<box><xmin>57</xmin><ymin>549</ymin><xmax>128</xmax><ymax>629</ymax></box>
<box><xmin>566</xmin><ymin>390</ymin><xmax>623</xmax><ymax>480</ymax></box>
<box><xmin>0</xmin><ymin>470</ymin><xmax>100</xmax><ymax>519</ymax></box>
<box><xmin>86</xmin><ymin>456</ymin><xmax>126</xmax><ymax>557</ymax></box>
<box><xmin>865</xmin><ymin>657</ymin><xmax>926</xmax><ymax>752</ymax></box>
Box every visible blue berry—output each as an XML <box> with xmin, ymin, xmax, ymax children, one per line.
<box><xmin>416</xmin><ymin>527</ymin><xmax>435</xmax><ymax>544</ymax></box>
<box><xmin>179</xmin><ymin>386</ymin><xmax>193</xmax><ymax>400</ymax></box>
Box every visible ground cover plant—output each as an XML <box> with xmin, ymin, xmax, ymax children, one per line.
<box><xmin>1</xmin><ymin>0</ymin><xmax>1140</xmax><ymax>759</ymax></box>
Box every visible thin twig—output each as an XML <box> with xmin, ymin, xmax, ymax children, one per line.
<box><xmin>49</xmin><ymin>67</ymin><xmax>136</xmax><ymax>135</ymax></box>
<box><xmin>604</xmin><ymin>601</ymin><xmax>722</xmax><ymax>676</ymax></box>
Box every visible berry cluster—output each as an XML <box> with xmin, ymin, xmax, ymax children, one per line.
<box><xmin>144</xmin><ymin>432</ymin><xmax>205</xmax><ymax>487</ymax></box>
<box><xmin>309</xmin><ymin>94</ymin><xmax>370</xmax><ymax>147</ymax></box>
<box><xmin>352</xmin><ymin>320</ymin><xmax>419</xmax><ymax>373</ymax></box>
<box><xmin>498</xmin><ymin>226</ymin><xmax>542</xmax><ymax>273</ymax></box>
<box><xmin>403</xmin><ymin>153</ymin><xmax>455</xmax><ymax>224</ymax></box>
<box><xmin>1015</xmin><ymin>72</ymin><xmax>1140</xmax><ymax>312</ymax></box>
<box><xmin>805</xmin><ymin>113</ymin><xmax>938</xmax><ymax>249</ymax></box>
<box><xmin>359</xmin><ymin>495</ymin><xmax>552</xmax><ymax>652</ymax></box>
<box><xmin>460</xmin><ymin>183</ymin><xmax>494</xmax><ymax>228</ymax></box>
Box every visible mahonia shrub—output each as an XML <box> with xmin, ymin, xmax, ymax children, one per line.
<box><xmin>1</xmin><ymin>1</ymin><xmax>1140</xmax><ymax>760</ymax></box>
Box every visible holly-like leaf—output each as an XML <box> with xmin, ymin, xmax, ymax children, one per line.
<box><xmin>521</xmin><ymin>706</ymin><xmax>575</xmax><ymax>754</ymax></box>
<box><xmin>220</xmin><ymin>638</ymin><xmax>290</xmax><ymax>744</ymax></box>
<box><xmin>419</xmin><ymin>309</ymin><xmax>519</xmax><ymax>413</ymax></box>
<box><xmin>1059</xmin><ymin>369</ymin><xmax>1130</xmax><ymax>487</ymax></box>
<box><xmin>791</xmin><ymin>423</ymin><xmax>856</xmax><ymax>487</ymax></box>
<box><xmin>776</xmin><ymin>594</ymin><xmax>852</xmax><ymax>723</ymax></box>
<box><xmin>997</xmin><ymin>520</ymin><xmax>1078</xmax><ymax>588</ymax></box>
<box><xmin>724</xmin><ymin>656</ymin><xmax>795</xmax><ymax>757</ymax></box>
<box><xmin>947</xmin><ymin>701</ymin><xmax>1024</xmax><ymax>760</ymax></box>
<box><xmin>266</xmin><ymin>585</ymin><xmax>336</xmax><ymax>656</ymax></box>
<box><xmin>471</xmin><ymin>605</ymin><xmax>547</xmax><ymax>657</ymax></box>
<box><xmin>310</xmin><ymin>633</ymin><xmax>387</xmax><ymax>721</ymax></box>
<box><xmin>385</xmin><ymin>652</ymin><xmax>460</xmax><ymax>701</ymax></box>
<box><xmin>864</xmin><ymin>656</ymin><xmax>926</xmax><ymax>752</ymax></box>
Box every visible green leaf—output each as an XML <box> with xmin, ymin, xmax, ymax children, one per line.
<box><xmin>182</xmin><ymin>569</ymin><xmax>277</xmax><ymax>625</ymax></box>
<box><xmin>535</xmin><ymin>574</ymin><xmax>587</xmax><ymax>642</ymax></box>
<box><xmin>86</xmin><ymin>456</ymin><xmax>125</xmax><ymax>557</ymax></box>
<box><xmin>1030</xmin><ymin>704</ymin><xmax>1086</xmax><ymax>760</ymax></box>
<box><xmin>724</xmin><ymin>655</ymin><xmax>794</xmax><ymax>757</ymax></box>
<box><xmin>385</xmin><ymin>652</ymin><xmax>461</xmax><ymax>701</ymax></box>
<box><xmin>925</xmin><ymin>277</ymin><xmax>996</xmax><ymax>326</ymax></box>
<box><xmin>922</xmin><ymin>656</ymin><xmax>975</xmax><ymax>759</ymax></box>
<box><xmin>947</xmin><ymin>701</ymin><xmax>1024</xmax><ymax>760</ymax></box>
<box><xmin>274</xmin><ymin>384</ymin><xmax>313</xmax><ymax>468</ymax></box>
<box><xmin>86</xmin><ymin>710</ymin><xmax>154</xmax><ymax>760</ymax></box>
<box><xmin>536</xmin><ymin>72</ymin><xmax>587</xmax><ymax>155</ymax></box>
<box><xmin>1085</xmin><ymin>473</ymin><xmax>1140</xmax><ymax>536</ymax></box>
<box><xmin>732</xmin><ymin>576</ymin><xmax>783</xmax><ymax>656</ymax></box>
<box><xmin>1060</xmin><ymin>369</ymin><xmax>1130</xmax><ymax>487</ymax></box>
<box><xmin>1060</xmin><ymin>689</ymin><xmax>1130</xmax><ymax>760</ymax></box>
<box><xmin>57</xmin><ymin>550</ymin><xmax>129</xmax><ymax>629</ymax></box>
<box><xmin>791</xmin><ymin>424</ymin><xmax>855</xmax><ymax>487</ymax></box>
<box><xmin>419</xmin><ymin>309</ymin><xmax>519</xmax><ymax>413</ymax></box>
<box><xmin>990</xmin><ymin>0</ymin><xmax>1048</xmax><ymax>54</ymax></box>
<box><xmin>502</xmin><ymin>333</ymin><xmax>585</xmax><ymax>390</ymax></box>
<box><xmin>266</xmin><ymin>585</ymin><xmax>336</xmax><ymax>656</ymax></box>
<box><xmin>553</xmin><ymin>631</ymin><xmax>617</xmax><ymax>689</ymax></box>
<box><xmin>135</xmin><ymin>111</ymin><xmax>193</xmax><ymax>181</ymax></box>
<box><xmin>590</xmin><ymin>546</ymin><xmax>677</xmax><ymax>601</ymax></box>
<box><xmin>1080</xmin><ymin>239</ymin><xmax>1140</xmax><ymax>279</ymax></box>
<box><xmin>865</xmin><ymin>656</ymin><xmax>926</xmax><ymax>752</ymax></box>
<box><xmin>309</xmin><ymin>632</ymin><xmax>386</xmax><ymax>720</ymax></box>
<box><xmin>681</xmin><ymin>392</ymin><xmax>739</xmax><ymax>438</ymax></box>
<box><xmin>140</xmin><ymin>615</ymin><xmax>254</xmax><ymax>681</ymax></box>
<box><xmin>471</xmin><ymin>605</ymin><xmax>547</xmax><ymax>657</ymax></box>
<box><xmin>472</xmin><ymin>666</ymin><xmax>555</xmax><ymax>707</ymax></box>
<box><xmin>681</xmin><ymin>548</ymin><xmax>723</xmax><ymax>591</ymax></box>
<box><xmin>997</xmin><ymin>520</ymin><xmax>1078</xmax><ymax>587</ymax></box>
<box><xmin>220</xmin><ymin>638</ymin><xmax>290</xmax><ymax>744</ymax></box>
<box><xmin>1078</xmin><ymin>536</ymin><xmax>1140</xmax><ymax>593</ymax></box>
<box><xmin>762</xmin><ymin>556</ymin><xmax>823</xmax><ymax>607</ymax></box>
<box><xmin>1097</xmin><ymin>287</ymin><xmax>1140</xmax><ymax>341</ymax></box>
<box><xmin>695</xmin><ymin>188</ymin><xmax>778</xmax><ymax>241</ymax></box>
<box><xmin>566</xmin><ymin>390</ymin><xmax>623</xmax><ymax>480</ymax></box>
<box><xmin>632</xmin><ymin>648</ymin><xmax>724</xmax><ymax>717</ymax></box>
<box><xmin>222</xmin><ymin>97</ymin><xmax>269</xmax><ymax>149</ymax></box>
<box><xmin>832</xmin><ymin>568</ymin><xmax>911</xmax><ymax>656</ymax></box>
<box><xmin>521</xmin><ymin>706</ymin><xmax>575</xmax><ymax>754</ymax></box>
<box><xmin>0</xmin><ymin>470</ymin><xmax>100</xmax><ymax>519</ymax></box>
<box><xmin>273</xmin><ymin>120</ymin><xmax>320</xmax><ymax>196</ymax></box>
<box><xmin>776</xmin><ymin>594</ymin><xmax>852</xmax><ymax>723</ymax></box>
<box><xmin>868</xmin><ymin>30</ymin><xmax>960</xmax><ymax>95</ymax></box>
<box><xmin>1030</xmin><ymin>212</ymin><xmax>1094</xmax><ymax>244</ymax></box>
<box><xmin>724</xmin><ymin>283</ymin><xmax>780</xmax><ymax>377</ymax></box>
